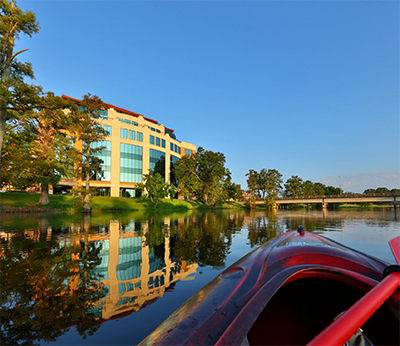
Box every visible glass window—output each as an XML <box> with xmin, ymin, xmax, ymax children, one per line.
<box><xmin>121</xmin><ymin>128</ymin><xmax>127</xmax><ymax>139</ymax></box>
<box><xmin>170</xmin><ymin>155</ymin><xmax>180</xmax><ymax>187</ymax></box>
<box><xmin>98</xmin><ymin>110</ymin><xmax>108</xmax><ymax>119</ymax></box>
<box><xmin>162</xmin><ymin>139</ymin><xmax>166</xmax><ymax>148</ymax></box>
<box><xmin>120</xmin><ymin>143</ymin><xmax>143</xmax><ymax>183</ymax></box>
<box><xmin>132</xmin><ymin>121</ymin><xmax>138</xmax><ymax>126</ymax></box>
<box><xmin>124</xmin><ymin>119</ymin><xmax>131</xmax><ymax>125</ymax></box>
<box><xmin>156</xmin><ymin>137</ymin><xmax>160</xmax><ymax>146</ymax></box>
<box><xmin>150</xmin><ymin>135</ymin><xmax>155</xmax><ymax>145</ymax></box>
<box><xmin>117</xmin><ymin>118</ymin><xmax>123</xmax><ymax>123</ymax></box>
<box><xmin>150</xmin><ymin>149</ymin><xmax>165</xmax><ymax>179</ymax></box>
<box><xmin>129</xmin><ymin>130</ymin><xmax>135</xmax><ymax>140</ymax></box>
<box><xmin>170</xmin><ymin>143</ymin><xmax>174</xmax><ymax>151</ymax></box>
<box><xmin>137</xmin><ymin>132</ymin><xmax>143</xmax><ymax>142</ymax></box>
<box><xmin>89</xmin><ymin>141</ymin><xmax>111</xmax><ymax>181</ymax></box>
<box><xmin>104</xmin><ymin>125</ymin><xmax>112</xmax><ymax>136</ymax></box>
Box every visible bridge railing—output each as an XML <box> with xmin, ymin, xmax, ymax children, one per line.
<box><xmin>276</xmin><ymin>193</ymin><xmax>400</xmax><ymax>201</ymax></box>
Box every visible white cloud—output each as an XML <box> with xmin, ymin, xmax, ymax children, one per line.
<box><xmin>321</xmin><ymin>172</ymin><xmax>400</xmax><ymax>193</ymax></box>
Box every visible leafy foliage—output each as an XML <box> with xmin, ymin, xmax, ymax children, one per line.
<box><xmin>0</xmin><ymin>0</ymin><xmax>41</xmax><ymax>165</ymax></box>
<box><xmin>173</xmin><ymin>147</ymin><xmax>229</xmax><ymax>206</ymax></box>
<box><xmin>138</xmin><ymin>169</ymin><xmax>177</xmax><ymax>209</ymax></box>
<box><xmin>70</xmin><ymin>94</ymin><xmax>109</xmax><ymax>213</ymax></box>
<box><xmin>245</xmin><ymin>168</ymin><xmax>283</xmax><ymax>208</ymax></box>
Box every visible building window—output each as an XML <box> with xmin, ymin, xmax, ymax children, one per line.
<box><xmin>150</xmin><ymin>149</ymin><xmax>165</xmax><ymax>179</ymax></box>
<box><xmin>129</xmin><ymin>130</ymin><xmax>135</xmax><ymax>140</ymax></box>
<box><xmin>117</xmin><ymin>117</ymin><xmax>123</xmax><ymax>123</ymax></box>
<box><xmin>90</xmin><ymin>141</ymin><xmax>111</xmax><ymax>181</ymax></box>
<box><xmin>97</xmin><ymin>187</ymin><xmax>111</xmax><ymax>196</ymax></box>
<box><xmin>104</xmin><ymin>125</ymin><xmax>112</xmax><ymax>136</ymax></box>
<box><xmin>170</xmin><ymin>155</ymin><xmax>180</xmax><ymax>187</ymax></box>
<box><xmin>156</xmin><ymin>137</ymin><xmax>160</xmax><ymax>146</ymax></box>
<box><xmin>170</xmin><ymin>143</ymin><xmax>174</xmax><ymax>151</ymax></box>
<box><xmin>162</xmin><ymin>139</ymin><xmax>166</xmax><ymax>148</ymax></box>
<box><xmin>137</xmin><ymin>132</ymin><xmax>143</xmax><ymax>142</ymax></box>
<box><xmin>120</xmin><ymin>143</ymin><xmax>142</xmax><ymax>183</ymax></box>
<box><xmin>132</xmin><ymin>121</ymin><xmax>138</xmax><ymax>127</ymax></box>
<box><xmin>124</xmin><ymin>119</ymin><xmax>131</xmax><ymax>125</ymax></box>
<box><xmin>98</xmin><ymin>110</ymin><xmax>108</xmax><ymax>119</ymax></box>
<box><xmin>121</xmin><ymin>128</ymin><xmax>127</xmax><ymax>139</ymax></box>
<box><xmin>120</xmin><ymin>188</ymin><xmax>140</xmax><ymax>198</ymax></box>
<box><xmin>150</xmin><ymin>135</ymin><xmax>155</xmax><ymax>145</ymax></box>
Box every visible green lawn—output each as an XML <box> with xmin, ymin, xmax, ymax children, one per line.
<box><xmin>0</xmin><ymin>191</ymin><xmax>244</xmax><ymax>213</ymax></box>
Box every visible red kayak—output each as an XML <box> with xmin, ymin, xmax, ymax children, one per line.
<box><xmin>139</xmin><ymin>228</ymin><xmax>400</xmax><ymax>346</ymax></box>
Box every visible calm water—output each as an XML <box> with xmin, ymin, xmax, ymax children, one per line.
<box><xmin>1</xmin><ymin>208</ymin><xmax>399</xmax><ymax>345</ymax></box>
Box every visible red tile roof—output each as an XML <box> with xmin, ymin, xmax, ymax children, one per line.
<box><xmin>61</xmin><ymin>95</ymin><xmax>174</xmax><ymax>132</ymax></box>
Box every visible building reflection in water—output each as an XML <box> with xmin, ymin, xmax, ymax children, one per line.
<box><xmin>65</xmin><ymin>218</ymin><xmax>198</xmax><ymax>321</ymax></box>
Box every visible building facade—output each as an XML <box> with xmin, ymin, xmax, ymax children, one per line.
<box><xmin>60</xmin><ymin>95</ymin><xmax>196</xmax><ymax>197</ymax></box>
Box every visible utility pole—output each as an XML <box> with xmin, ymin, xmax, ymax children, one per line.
<box><xmin>339</xmin><ymin>176</ymin><xmax>342</xmax><ymax>195</ymax></box>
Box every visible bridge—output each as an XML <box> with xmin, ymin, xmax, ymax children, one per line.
<box><xmin>271</xmin><ymin>193</ymin><xmax>400</xmax><ymax>209</ymax></box>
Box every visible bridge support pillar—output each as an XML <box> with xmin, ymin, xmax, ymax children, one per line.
<box><xmin>322</xmin><ymin>202</ymin><xmax>328</xmax><ymax>210</ymax></box>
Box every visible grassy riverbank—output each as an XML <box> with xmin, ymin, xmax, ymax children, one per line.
<box><xmin>0</xmin><ymin>191</ymin><xmax>245</xmax><ymax>213</ymax></box>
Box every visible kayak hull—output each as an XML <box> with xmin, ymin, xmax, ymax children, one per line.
<box><xmin>139</xmin><ymin>230</ymin><xmax>400</xmax><ymax>345</ymax></box>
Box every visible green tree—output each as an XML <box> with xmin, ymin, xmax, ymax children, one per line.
<box><xmin>173</xmin><ymin>154</ymin><xmax>201</xmax><ymax>200</ymax></box>
<box><xmin>375</xmin><ymin>187</ymin><xmax>390</xmax><ymax>194</ymax></box>
<box><xmin>284</xmin><ymin>175</ymin><xmax>304</xmax><ymax>197</ymax></box>
<box><xmin>0</xmin><ymin>120</ymin><xmax>32</xmax><ymax>189</ymax></box>
<box><xmin>313</xmin><ymin>182</ymin><xmax>326</xmax><ymax>196</ymax></box>
<box><xmin>195</xmin><ymin>147</ymin><xmax>227</xmax><ymax>205</ymax></box>
<box><xmin>390</xmin><ymin>188</ymin><xmax>400</xmax><ymax>194</ymax></box>
<box><xmin>138</xmin><ymin>169</ymin><xmax>177</xmax><ymax>209</ymax></box>
<box><xmin>0</xmin><ymin>0</ymin><xmax>41</xmax><ymax>166</ymax></box>
<box><xmin>301</xmin><ymin>181</ymin><xmax>325</xmax><ymax>196</ymax></box>
<box><xmin>363</xmin><ymin>188</ymin><xmax>376</xmax><ymax>194</ymax></box>
<box><xmin>223</xmin><ymin>170</ymin><xmax>242</xmax><ymax>201</ymax></box>
<box><xmin>71</xmin><ymin>94</ymin><xmax>109</xmax><ymax>213</ymax></box>
<box><xmin>14</xmin><ymin>93</ymin><xmax>75</xmax><ymax>204</ymax></box>
<box><xmin>246</xmin><ymin>169</ymin><xmax>258</xmax><ymax>198</ymax></box>
<box><xmin>262</xmin><ymin>169</ymin><xmax>283</xmax><ymax>208</ymax></box>
<box><xmin>324</xmin><ymin>185</ymin><xmax>341</xmax><ymax>195</ymax></box>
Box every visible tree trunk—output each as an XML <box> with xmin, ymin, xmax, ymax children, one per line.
<box><xmin>82</xmin><ymin>193</ymin><xmax>91</xmax><ymax>213</ymax></box>
<box><xmin>39</xmin><ymin>184</ymin><xmax>50</xmax><ymax>205</ymax></box>
<box><xmin>0</xmin><ymin>108</ymin><xmax>5</xmax><ymax>168</ymax></box>
<box><xmin>82</xmin><ymin>148</ymin><xmax>92</xmax><ymax>213</ymax></box>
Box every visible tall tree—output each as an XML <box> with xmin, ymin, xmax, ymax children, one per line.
<box><xmin>71</xmin><ymin>94</ymin><xmax>108</xmax><ymax>213</ymax></box>
<box><xmin>173</xmin><ymin>154</ymin><xmax>201</xmax><ymax>200</ymax></box>
<box><xmin>261</xmin><ymin>169</ymin><xmax>283</xmax><ymax>207</ymax></box>
<box><xmin>223</xmin><ymin>170</ymin><xmax>242</xmax><ymax>201</ymax></box>
<box><xmin>284</xmin><ymin>175</ymin><xmax>304</xmax><ymax>197</ymax></box>
<box><xmin>0</xmin><ymin>0</ymin><xmax>40</xmax><ymax>166</ymax></box>
<box><xmin>245</xmin><ymin>169</ymin><xmax>259</xmax><ymax>207</ymax></box>
<box><xmin>195</xmin><ymin>147</ymin><xmax>226</xmax><ymax>205</ymax></box>
<box><xmin>26</xmin><ymin>93</ymin><xmax>76</xmax><ymax>204</ymax></box>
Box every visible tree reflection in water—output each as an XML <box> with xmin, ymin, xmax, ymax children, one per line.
<box><xmin>139</xmin><ymin>211</ymin><xmax>246</xmax><ymax>271</ymax></box>
<box><xmin>0</xmin><ymin>216</ymin><xmax>107</xmax><ymax>345</ymax></box>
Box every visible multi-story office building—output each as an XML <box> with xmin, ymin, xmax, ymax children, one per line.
<box><xmin>60</xmin><ymin>95</ymin><xmax>196</xmax><ymax>197</ymax></box>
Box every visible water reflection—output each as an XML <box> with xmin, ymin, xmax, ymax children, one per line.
<box><xmin>0</xmin><ymin>208</ymin><xmax>397</xmax><ymax>345</ymax></box>
<box><xmin>0</xmin><ymin>210</ymin><xmax>247</xmax><ymax>344</ymax></box>
<box><xmin>1</xmin><ymin>218</ymin><xmax>106</xmax><ymax>345</ymax></box>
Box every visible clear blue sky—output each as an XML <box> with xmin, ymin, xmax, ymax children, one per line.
<box><xmin>17</xmin><ymin>0</ymin><xmax>399</xmax><ymax>193</ymax></box>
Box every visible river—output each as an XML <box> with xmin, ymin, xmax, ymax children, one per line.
<box><xmin>0</xmin><ymin>208</ymin><xmax>398</xmax><ymax>345</ymax></box>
